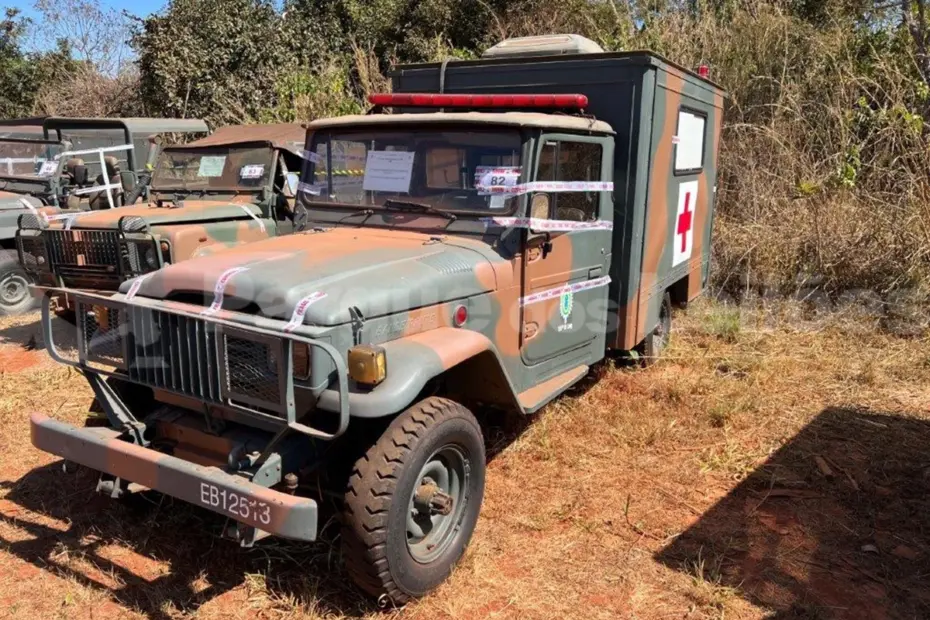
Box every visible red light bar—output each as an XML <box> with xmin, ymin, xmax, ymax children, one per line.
<box><xmin>368</xmin><ymin>93</ymin><xmax>589</xmax><ymax>109</ymax></box>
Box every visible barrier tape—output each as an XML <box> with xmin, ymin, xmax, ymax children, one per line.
<box><xmin>238</xmin><ymin>205</ymin><xmax>266</xmax><ymax>233</ymax></box>
<box><xmin>520</xmin><ymin>276</ymin><xmax>612</xmax><ymax>307</ymax></box>
<box><xmin>44</xmin><ymin>210</ymin><xmax>97</xmax><ymax>230</ymax></box>
<box><xmin>201</xmin><ymin>267</ymin><xmax>250</xmax><ymax>316</ymax></box>
<box><xmin>476</xmin><ymin>181</ymin><xmax>614</xmax><ymax>196</ymax></box>
<box><xmin>125</xmin><ymin>273</ymin><xmax>155</xmax><ymax>301</ymax></box>
<box><xmin>482</xmin><ymin>217</ymin><xmax>613</xmax><ymax>232</ymax></box>
<box><xmin>59</xmin><ymin>143</ymin><xmax>134</xmax><ymax>210</ymax></box>
<box><xmin>283</xmin><ymin>291</ymin><xmax>328</xmax><ymax>332</ymax></box>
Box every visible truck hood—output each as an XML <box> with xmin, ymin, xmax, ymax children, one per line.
<box><xmin>60</xmin><ymin>199</ymin><xmax>263</xmax><ymax>230</ymax></box>
<box><xmin>123</xmin><ymin>227</ymin><xmax>502</xmax><ymax>326</ymax></box>
<box><xmin>0</xmin><ymin>191</ymin><xmax>40</xmax><ymax>209</ymax></box>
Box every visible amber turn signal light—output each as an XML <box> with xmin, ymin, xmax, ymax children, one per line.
<box><xmin>348</xmin><ymin>345</ymin><xmax>387</xmax><ymax>386</ymax></box>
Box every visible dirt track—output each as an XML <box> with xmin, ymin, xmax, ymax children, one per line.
<box><xmin>0</xmin><ymin>302</ymin><xmax>928</xmax><ymax>619</ymax></box>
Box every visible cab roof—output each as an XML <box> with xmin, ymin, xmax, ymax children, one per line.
<box><xmin>176</xmin><ymin>123</ymin><xmax>305</xmax><ymax>154</ymax></box>
<box><xmin>43</xmin><ymin>117</ymin><xmax>210</xmax><ymax>135</ymax></box>
<box><xmin>307</xmin><ymin>112</ymin><xmax>614</xmax><ymax>134</ymax></box>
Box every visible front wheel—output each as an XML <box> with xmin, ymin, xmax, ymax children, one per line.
<box><xmin>0</xmin><ymin>249</ymin><xmax>37</xmax><ymax>316</ymax></box>
<box><xmin>341</xmin><ymin>397</ymin><xmax>485</xmax><ymax>604</ymax></box>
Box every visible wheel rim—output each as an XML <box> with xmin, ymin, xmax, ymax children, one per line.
<box><xmin>406</xmin><ymin>444</ymin><xmax>469</xmax><ymax>564</ymax></box>
<box><xmin>0</xmin><ymin>272</ymin><xmax>28</xmax><ymax>307</ymax></box>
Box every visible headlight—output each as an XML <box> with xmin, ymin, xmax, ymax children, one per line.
<box><xmin>348</xmin><ymin>345</ymin><xmax>387</xmax><ymax>386</ymax></box>
<box><xmin>144</xmin><ymin>246</ymin><xmax>158</xmax><ymax>269</ymax></box>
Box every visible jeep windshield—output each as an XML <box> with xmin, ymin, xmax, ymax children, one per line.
<box><xmin>151</xmin><ymin>146</ymin><xmax>275</xmax><ymax>193</ymax></box>
<box><xmin>0</xmin><ymin>139</ymin><xmax>64</xmax><ymax>181</ymax></box>
<box><xmin>301</xmin><ymin>127</ymin><xmax>523</xmax><ymax>213</ymax></box>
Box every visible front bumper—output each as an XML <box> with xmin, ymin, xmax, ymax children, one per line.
<box><xmin>30</xmin><ymin>411</ymin><xmax>319</xmax><ymax>541</ymax></box>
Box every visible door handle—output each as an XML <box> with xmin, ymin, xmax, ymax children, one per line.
<box><xmin>588</xmin><ymin>266</ymin><xmax>603</xmax><ymax>279</ymax></box>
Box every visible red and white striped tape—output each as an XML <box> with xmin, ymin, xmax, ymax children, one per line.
<box><xmin>125</xmin><ymin>273</ymin><xmax>155</xmax><ymax>301</ymax></box>
<box><xmin>482</xmin><ymin>217</ymin><xmax>613</xmax><ymax>231</ymax></box>
<box><xmin>200</xmin><ymin>267</ymin><xmax>249</xmax><ymax>316</ymax></box>
<box><xmin>283</xmin><ymin>291</ymin><xmax>328</xmax><ymax>332</ymax></box>
<box><xmin>238</xmin><ymin>205</ymin><xmax>266</xmax><ymax>233</ymax></box>
<box><xmin>476</xmin><ymin>180</ymin><xmax>614</xmax><ymax>196</ymax></box>
<box><xmin>520</xmin><ymin>276</ymin><xmax>612</xmax><ymax>307</ymax></box>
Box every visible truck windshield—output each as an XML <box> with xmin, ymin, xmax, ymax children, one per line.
<box><xmin>151</xmin><ymin>146</ymin><xmax>275</xmax><ymax>192</ymax></box>
<box><xmin>302</xmin><ymin>127</ymin><xmax>523</xmax><ymax>213</ymax></box>
<box><xmin>0</xmin><ymin>139</ymin><xmax>64</xmax><ymax>180</ymax></box>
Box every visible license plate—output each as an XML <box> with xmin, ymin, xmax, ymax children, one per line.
<box><xmin>199</xmin><ymin>482</ymin><xmax>273</xmax><ymax>526</ymax></box>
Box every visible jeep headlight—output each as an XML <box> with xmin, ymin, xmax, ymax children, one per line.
<box><xmin>143</xmin><ymin>245</ymin><xmax>159</xmax><ymax>269</ymax></box>
<box><xmin>348</xmin><ymin>345</ymin><xmax>386</xmax><ymax>386</ymax></box>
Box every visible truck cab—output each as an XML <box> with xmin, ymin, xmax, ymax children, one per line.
<box><xmin>17</xmin><ymin>123</ymin><xmax>305</xmax><ymax>308</ymax></box>
<box><xmin>30</xmin><ymin>35</ymin><xmax>725</xmax><ymax>604</ymax></box>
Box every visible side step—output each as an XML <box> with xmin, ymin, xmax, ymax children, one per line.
<box><xmin>518</xmin><ymin>364</ymin><xmax>589</xmax><ymax>413</ymax></box>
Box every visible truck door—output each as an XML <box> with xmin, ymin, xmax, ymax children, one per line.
<box><xmin>520</xmin><ymin>136</ymin><xmax>613</xmax><ymax>365</ymax></box>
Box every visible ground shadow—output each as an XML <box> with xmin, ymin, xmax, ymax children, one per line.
<box><xmin>657</xmin><ymin>406</ymin><xmax>930</xmax><ymax>619</ymax></box>
<box><xmin>0</xmin><ymin>311</ymin><xmax>43</xmax><ymax>348</ymax></box>
<box><xmin>0</xmin><ymin>400</ymin><xmax>542</xmax><ymax>618</ymax></box>
<box><xmin>0</xmin><ymin>462</ymin><xmax>382</xmax><ymax>619</ymax></box>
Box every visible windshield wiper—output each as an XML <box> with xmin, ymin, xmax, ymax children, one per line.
<box><xmin>382</xmin><ymin>199</ymin><xmax>456</xmax><ymax>221</ymax></box>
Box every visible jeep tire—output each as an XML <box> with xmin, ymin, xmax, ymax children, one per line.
<box><xmin>0</xmin><ymin>249</ymin><xmax>36</xmax><ymax>316</ymax></box>
<box><xmin>342</xmin><ymin>397</ymin><xmax>485</xmax><ymax>604</ymax></box>
<box><xmin>641</xmin><ymin>291</ymin><xmax>672</xmax><ymax>365</ymax></box>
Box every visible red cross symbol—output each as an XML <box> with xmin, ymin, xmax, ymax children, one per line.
<box><xmin>677</xmin><ymin>192</ymin><xmax>693</xmax><ymax>253</ymax></box>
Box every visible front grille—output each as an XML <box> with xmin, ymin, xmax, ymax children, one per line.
<box><xmin>82</xmin><ymin>305</ymin><xmax>125</xmax><ymax>368</ymax></box>
<box><xmin>44</xmin><ymin>229</ymin><xmax>129</xmax><ymax>280</ymax></box>
<box><xmin>126</xmin><ymin>307</ymin><xmax>222</xmax><ymax>402</ymax></box>
<box><xmin>225</xmin><ymin>337</ymin><xmax>281</xmax><ymax>404</ymax></box>
<box><xmin>16</xmin><ymin>233</ymin><xmax>46</xmax><ymax>274</ymax></box>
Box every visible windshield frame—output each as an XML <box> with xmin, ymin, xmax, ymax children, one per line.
<box><xmin>299</xmin><ymin>123</ymin><xmax>531</xmax><ymax>219</ymax></box>
<box><xmin>0</xmin><ymin>137</ymin><xmax>66</xmax><ymax>183</ymax></box>
<box><xmin>150</xmin><ymin>143</ymin><xmax>279</xmax><ymax>194</ymax></box>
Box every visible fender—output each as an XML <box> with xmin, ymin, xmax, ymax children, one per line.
<box><xmin>316</xmin><ymin>327</ymin><xmax>522</xmax><ymax>418</ymax></box>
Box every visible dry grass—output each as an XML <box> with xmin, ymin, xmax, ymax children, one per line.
<box><xmin>0</xmin><ymin>301</ymin><xmax>927</xmax><ymax>619</ymax></box>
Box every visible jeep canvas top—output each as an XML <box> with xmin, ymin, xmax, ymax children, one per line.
<box><xmin>30</xmin><ymin>35</ymin><xmax>725</xmax><ymax>603</ymax></box>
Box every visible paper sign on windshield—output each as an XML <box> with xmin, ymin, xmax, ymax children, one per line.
<box><xmin>198</xmin><ymin>156</ymin><xmax>227</xmax><ymax>178</ymax></box>
<box><xmin>240</xmin><ymin>164</ymin><xmax>265</xmax><ymax>179</ymax></box>
<box><xmin>362</xmin><ymin>151</ymin><xmax>414</xmax><ymax>193</ymax></box>
<box><xmin>38</xmin><ymin>160</ymin><xmax>59</xmax><ymax>177</ymax></box>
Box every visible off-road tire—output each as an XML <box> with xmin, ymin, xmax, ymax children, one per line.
<box><xmin>641</xmin><ymin>292</ymin><xmax>672</xmax><ymax>366</ymax></box>
<box><xmin>0</xmin><ymin>249</ymin><xmax>36</xmax><ymax>316</ymax></box>
<box><xmin>342</xmin><ymin>397</ymin><xmax>485</xmax><ymax>604</ymax></box>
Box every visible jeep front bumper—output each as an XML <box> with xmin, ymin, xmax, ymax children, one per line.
<box><xmin>30</xmin><ymin>411</ymin><xmax>319</xmax><ymax>541</ymax></box>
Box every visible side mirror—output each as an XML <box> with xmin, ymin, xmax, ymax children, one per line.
<box><xmin>530</xmin><ymin>193</ymin><xmax>550</xmax><ymax>221</ymax></box>
<box><xmin>285</xmin><ymin>172</ymin><xmax>300</xmax><ymax>197</ymax></box>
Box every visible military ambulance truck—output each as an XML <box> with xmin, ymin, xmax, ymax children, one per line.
<box><xmin>17</xmin><ymin>123</ymin><xmax>306</xmax><ymax>312</ymax></box>
<box><xmin>30</xmin><ymin>36</ymin><xmax>724</xmax><ymax>603</ymax></box>
<box><xmin>0</xmin><ymin>117</ymin><xmax>208</xmax><ymax>314</ymax></box>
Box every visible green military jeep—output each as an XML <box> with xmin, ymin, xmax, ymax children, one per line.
<box><xmin>17</xmin><ymin>123</ymin><xmax>306</xmax><ymax>309</ymax></box>
<box><xmin>0</xmin><ymin>117</ymin><xmax>209</xmax><ymax>314</ymax></box>
<box><xmin>30</xmin><ymin>35</ymin><xmax>725</xmax><ymax>602</ymax></box>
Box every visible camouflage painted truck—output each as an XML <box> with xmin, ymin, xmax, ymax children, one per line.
<box><xmin>17</xmin><ymin>123</ymin><xmax>306</xmax><ymax>313</ymax></box>
<box><xmin>30</xmin><ymin>35</ymin><xmax>725</xmax><ymax>602</ymax></box>
<box><xmin>0</xmin><ymin>117</ymin><xmax>209</xmax><ymax>314</ymax></box>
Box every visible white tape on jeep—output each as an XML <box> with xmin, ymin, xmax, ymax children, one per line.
<box><xmin>200</xmin><ymin>267</ymin><xmax>250</xmax><ymax>316</ymax></box>
<box><xmin>18</xmin><ymin>198</ymin><xmax>46</xmax><ymax>223</ymax></box>
<box><xmin>125</xmin><ymin>273</ymin><xmax>155</xmax><ymax>301</ymax></box>
<box><xmin>299</xmin><ymin>150</ymin><xmax>322</xmax><ymax>164</ymax></box>
<box><xmin>283</xmin><ymin>291</ymin><xmax>328</xmax><ymax>332</ymax></box>
<box><xmin>476</xmin><ymin>180</ymin><xmax>614</xmax><ymax>196</ymax></box>
<box><xmin>298</xmin><ymin>182</ymin><xmax>323</xmax><ymax>196</ymax></box>
<box><xmin>481</xmin><ymin>217</ymin><xmax>613</xmax><ymax>231</ymax></box>
<box><xmin>238</xmin><ymin>205</ymin><xmax>266</xmax><ymax>233</ymax></box>
<box><xmin>44</xmin><ymin>210</ymin><xmax>96</xmax><ymax>230</ymax></box>
<box><xmin>520</xmin><ymin>275</ymin><xmax>612</xmax><ymax>307</ymax></box>
<box><xmin>70</xmin><ymin>182</ymin><xmax>123</xmax><ymax>196</ymax></box>
<box><xmin>59</xmin><ymin>144</ymin><xmax>134</xmax><ymax>158</ymax></box>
